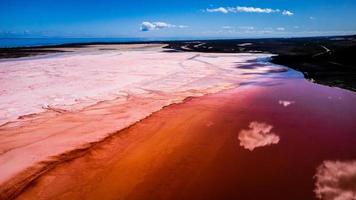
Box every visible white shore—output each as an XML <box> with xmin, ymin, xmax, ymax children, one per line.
<box><xmin>0</xmin><ymin>44</ymin><xmax>285</xmax><ymax>198</ymax></box>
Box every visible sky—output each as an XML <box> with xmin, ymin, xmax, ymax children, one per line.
<box><xmin>1</xmin><ymin>0</ymin><xmax>356</xmax><ymax>39</ymax></box>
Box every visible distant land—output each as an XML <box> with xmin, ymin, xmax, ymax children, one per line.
<box><xmin>166</xmin><ymin>35</ymin><xmax>356</xmax><ymax>92</ymax></box>
<box><xmin>1</xmin><ymin>35</ymin><xmax>355</xmax><ymax>92</ymax></box>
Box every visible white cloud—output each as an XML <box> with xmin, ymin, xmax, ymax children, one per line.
<box><xmin>140</xmin><ymin>21</ymin><xmax>187</xmax><ymax>31</ymax></box>
<box><xmin>178</xmin><ymin>25</ymin><xmax>188</xmax><ymax>28</ymax></box>
<box><xmin>141</xmin><ymin>22</ymin><xmax>157</xmax><ymax>31</ymax></box>
<box><xmin>154</xmin><ymin>22</ymin><xmax>173</xmax><ymax>29</ymax></box>
<box><xmin>205</xmin><ymin>6</ymin><xmax>293</xmax><ymax>16</ymax></box>
<box><xmin>234</xmin><ymin>6</ymin><xmax>279</xmax><ymax>13</ymax></box>
<box><xmin>282</xmin><ymin>10</ymin><xmax>294</xmax><ymax>16</ymax></box>
<box><xmin>276</xmin><ymin>27</ymin><xmax>285</xmax><ymax>31</ymax></box>
<box><xmin>206</xmin><ymin>7</ymin><xmax>228</xmax><ymax>13</ymax></box>
<box><xmin>222</xmin><ymin>26</ymin><xmax>232</xmax><ymax>29</ymax></box>
<box><xmin>278</xmin><ymin>100</ymin><xmax>295</xmax><ymax>107</ymax></box>
<box><xmin>238</xmin><ymin>26</ymin><xmax>255</xmax><ymax>30</ymax></box>
<box><xmin>314</xmin><ymin>160</ymin><xmax>356</xmax><ymax>200</ymax></box>
<box><xmin>238</xmin><ymin>121</ymin><xmax>280</xmax><ymax>151</ymax></box>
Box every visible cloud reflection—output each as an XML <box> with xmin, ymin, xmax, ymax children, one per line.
<box><xmin>238</xmin><ymin>121</ymin><xmax>280</xmax><ymax>151</ymax></box>
<box><xmin>315</xmin><ymin>160</ymin><xmax>356</xmax><ymax>200</ymax></box>
<box><xmin>278</xmin><ymin>100</ymin><xmax>295</xmax><ymax>107</ymax></box>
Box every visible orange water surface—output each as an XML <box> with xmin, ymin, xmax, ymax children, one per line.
<box><xmin>15</xmin><ymin>71</ymin><xmax>356</xmax><ymax>200</ymax></box>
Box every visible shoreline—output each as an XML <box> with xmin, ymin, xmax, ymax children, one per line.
<box><xmin>1</xmin><ymin>35</ymin><xmax>355</xmax><ymax>92</ymax></box>
<box><xmin>0</xmin><ymin>93</ymin><xmax>204</xmax><ymax>200</ymax></box>
<box><xmin>0</xmin><ymin>46</ymin><xmax>286</xmax><ymax>199</ymax></box>
<box><xmin>0</xmin><ymin>87</ymin><xmax>227</xmax><ymax>200</ymax></box>
<box><xmin>12</xmin><ymin>71</ymin><xmax>356</xmax><ymax>200</ymax></box>
<box><xmin>1</xmin><ymin>43</ymin><xmax>355</xmax><ymax>199</ymax></box>
<box><xmin>1</xmin><ymin>34</ymin><xmax>354</xmax><ymax>50</ymax></box>
<box><xmin>0</xmin><ymin>45</ymin><xmax>278</xmax><ymax>126</ymax></box>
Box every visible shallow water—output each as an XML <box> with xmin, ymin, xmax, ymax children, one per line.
<box><xmin>15</xmin><ymin>68</ymin><xmax>356</xmax><ymax>200</ymax></box>
<box><xmin>0</xmin><ymin>50</ymin><xmax>289</xmax><ymax>199</ymax></box>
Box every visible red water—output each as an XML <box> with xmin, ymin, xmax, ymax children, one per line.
<box><xmin>16</xmin><ymin>71</ymin><xmax>356</xmax><ymax>200</ymax></box>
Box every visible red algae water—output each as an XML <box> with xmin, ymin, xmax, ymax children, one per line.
<box><xmin>0</xmin><ymin>48</ymin><xmax>281</xmax><ymax>198</ymax></box>
<box><xmin>15</xmin><ymin>69</ymin><xmax>356</xmax><ymax>200</ymax></box>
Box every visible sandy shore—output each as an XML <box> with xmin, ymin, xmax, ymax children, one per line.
<box><xmin>0</xmin><ymin>44</ymin><xmax>286</xmax><ymax>199</ymax></box>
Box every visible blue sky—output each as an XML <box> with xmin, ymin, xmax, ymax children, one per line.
<box><xmin>1</xmin><ymin>0</ymin><xmax>356</xmax><ymax>38</ymax></box>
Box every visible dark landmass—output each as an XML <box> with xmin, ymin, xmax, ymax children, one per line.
<box><xmin>1</xmin><ymin>35</ymin><xmax>355</xmax><ymax>91</ymax></box>
<box><xmin>0</xmin><ymin>48</ymin><xmax>67</xmax><ymax>59</ymax></box>
<box><xmin>0</xmin><ymin>42</ymin><xmax>144</xmax><ymax>59</ymax></box>
<box><xmin>165</xmin><ymin>35</ymin><xmax>356</xmax><ymax>92</ymax></box>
